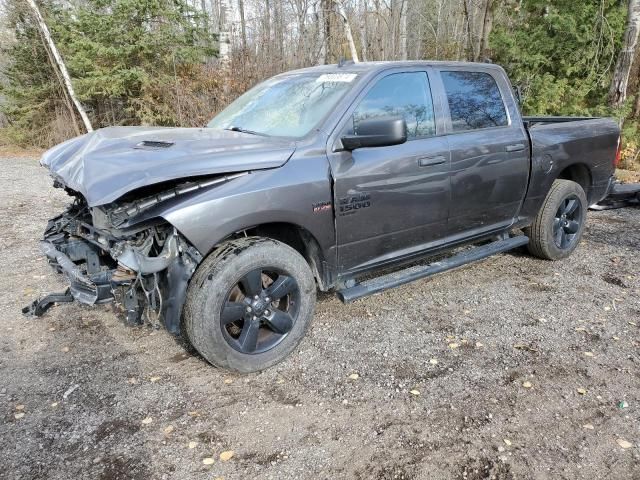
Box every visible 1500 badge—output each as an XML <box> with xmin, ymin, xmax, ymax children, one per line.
<box><xmin>338</xmin><ymin>193</ymin><xmax>371</xmax><ymax>216</ymax></box>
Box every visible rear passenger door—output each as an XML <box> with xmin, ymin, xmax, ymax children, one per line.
<box><xmin>435</xmin><ymin>68</ymin><xmax>530</xmax><ymax>235</ymax></box>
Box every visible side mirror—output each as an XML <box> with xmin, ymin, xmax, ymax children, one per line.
<box><xmin>341</xmin><ymin>116</ymin><xmax>407</xmax><ymax>151</ymax></box>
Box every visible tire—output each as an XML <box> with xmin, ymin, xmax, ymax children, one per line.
<box><xmin>524</xmin><ymin>179</ymin><xmax>587</xmax><ymax>260</ymax></box>
<box><xmin>183</xmin><ymin>237</ymin><xmax>316</xmax><ymax>373</ymax></box>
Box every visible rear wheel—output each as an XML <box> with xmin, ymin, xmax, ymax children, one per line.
<box><xmin>524</xmin><ymin>179</ymin><xmax>587</xmax><ymax>260</ymax></box>
<box><xmin>184</xmin><ymin>237</ymin><xmax>316</xmax><ymax>373</ymax></box>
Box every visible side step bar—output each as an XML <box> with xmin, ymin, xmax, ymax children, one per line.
<box><xmin>337</xmin><ymin>236</ymin><xmax>529</xmax><ymax>303</ymax></box>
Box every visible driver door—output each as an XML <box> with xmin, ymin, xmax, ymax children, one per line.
<box><xmin>327</xmin><ymin>70</ymin><xmax>451</xmax><ymax>273</ymax></box>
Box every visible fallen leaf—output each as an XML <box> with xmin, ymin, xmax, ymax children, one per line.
<box><xmin>583</xmin><ymin>424</ymin><xmax>594</xmax><ymax>430</ymax></box>
<box><xmin>150</xmin><ymin>376</ymin><xmax>161</xmax><ymax>383</ymax></box>
<box><xmin>188</xmin><ymin>411</ymin><xmax>200</xmax><ymax>417</ymax></box>
<box><xmin>61</xmin><ymin>346</ymin><xmax>70</xmax><ymax>353</ymax></box>
<box><xmin>429</xmin><ymin>358</ymin><xmax>438</xmax><ymax>365</ymax></box>
<box><xmin>476</xmin><ymin>342</ymin><xmax>484</xmax><ymax>348</ymax></box>
<box><xmin>202</xmin><ymin>457</ymin><xmax>215</xmax><ymax>465</ymax></box>
<box><xmin>348</xmin><ymin>373</ymin><xmax>359</xmax><ymax>380</ymax></box>
<box><xmin>141</xmin><ymin>417</ymin><xmax>153</xmax><ymax>425</ymax></box>
<box><xmin>584</xmin><ymin>352</ymin><xmax>594</xmax><ymax>357</ymax></box>
<box><xmin>219</xmin><ymin>450</ymin><xmax>234</xmax><ymax>462</ymax></box>
<box><xmin>604</xmin><ymin>306</ymin><xmax>611</xmax><ymax>311</ymax></box>
<box><xmin>163</xmin><ymin>425</ymin><xmax>174</xmax><ymax>434</ymax></box>
<box><xmin>629</xmin><ymin>322</ymin><xmax>637</xmax><ymax>326</ymax></box>
<box><xmin>50</xmin><ymin>402</ymin><xmax>58</xmax><ymax>408</ymax></box>
<box><xmin>617</xmin><ymin>439</ymin><xmax>633</xmax><ymax>449</ymax></box>
<box><xmin>613</xmin><ymin>336</ymin><xmax>620</xmax><ymax>341</ymax></box>
<box><xmin>15</xmin><ymin>405</ymin><xmax>24</xmax><ymax>411</ymax></box>
<box><xmin>522</xmin><ymin>381</ymin><xmax>533</xmax><ymax>389</ymax></box>
<box><xmin>223</xmin><ymin>378</ymin><xmax>233</xmax><ymax>384</ymax></box>
<box><xmin>538</xmin><ymin>318</ymin><xmax>547</xmax><ymax>323</ymax></box>
<box><xmin>14</xmin><ymin>413</ymin><xmax>25</xmax><ymax>420</ymax></box>
<box><xmin>514</xmin><ymin>344</ymin><xmax>538</xmax><ymax>352</ymax></box>
<box><xmin>188</xmin><ymin>441</ymin><xmax>198</xmax><ymax>449</ymax></box>
<box><xmin>448</xmin><ymin>343</ymin><xmax>459</xmax><ymax>349</ymax></box>
<box><xmin>128</xmin><ymin>377</ymin><xmax>138</xmax><ymax>385</ymax></box>
<box><xmin>409</xmin><ymin>389</ymin><xmax>421</xmax><ymax>396</ymax></box>
<box><xmin>503</xmin><ymin>439</ymin><xmax>512</xmax><ymax>446</ymax></box>
<box><xmin>463</xmin><ymin>309</ymin><xmax>471</xmax><ymax>314</ymax></box>
<box><xmin>577</xmin><ymin>388</ymin><xmax>587</xmax><ymax>395</ymax></box>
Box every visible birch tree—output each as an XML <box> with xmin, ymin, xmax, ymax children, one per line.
<box><xmin>609</xmin><ymin>0</ymin><xmax>640</xmax><ymax>107</ymax></box>
<box><xmin>335</xmin><ymin>0</ymin><xmax>359</xmax><ymax>62</ymax></box>
<box><xmin>25</xmin><ymin>0</ymin><xmax>93</xmax><ymax>132</ymax></box>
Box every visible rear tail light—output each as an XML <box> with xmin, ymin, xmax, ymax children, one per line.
<box><xmin>614</xmin><ymin>136</ymin><xmax>622</xmax><ymax>167</ymax></box>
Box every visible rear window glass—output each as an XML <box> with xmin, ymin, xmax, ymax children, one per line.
<box><xmin>441</xmin><ymin>71</ymin><xmax>508</xmax><ymax>131</ymax></box>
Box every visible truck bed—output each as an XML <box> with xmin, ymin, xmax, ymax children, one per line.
<box><xmin>519</xmin><ymin>116</ymin><xmax>619</xmax><ymax>215</ymax></box>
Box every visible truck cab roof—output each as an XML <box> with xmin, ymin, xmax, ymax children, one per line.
<box><xmin>280</xmin><ymin>60</ymin><xmax>506</xmax><ymax>77</ymax></box>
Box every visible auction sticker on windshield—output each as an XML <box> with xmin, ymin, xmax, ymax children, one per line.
<box><xmin>316</xmin><ymin>73</ymin><xmax>357</xmax><ymax>83</ymax></box>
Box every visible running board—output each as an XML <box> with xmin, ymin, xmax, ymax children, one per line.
<box><xmin>337</xmin><ymin>236</ymin><xmax>529</xmax><ymax>303</ymax></box>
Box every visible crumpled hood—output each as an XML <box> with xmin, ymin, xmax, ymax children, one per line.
<box><xmin>41</xmin><ymin>126</ymin><xmax>296</xmax><ymax>206</ymax></box>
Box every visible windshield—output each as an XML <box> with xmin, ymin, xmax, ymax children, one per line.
<box><xmin>207</xmin><ymin>73</ymin><xmax>358</xmax><ymax>138</ymax></box>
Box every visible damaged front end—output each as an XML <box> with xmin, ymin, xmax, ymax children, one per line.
<box><xmin>25</xmin><ymin>193</ymin><xmax>203</xmax><ymax>334</ymax></box>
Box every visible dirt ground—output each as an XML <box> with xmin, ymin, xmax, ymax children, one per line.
<box><xmin>0</xmin><ymin>155</ymin><xmax>638</xmax><ymax>480</ymax></box>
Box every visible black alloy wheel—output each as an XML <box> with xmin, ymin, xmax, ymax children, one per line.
<box><xmin>525</xmin><ymin>179</ymin><xmax>588</xmax><ymax>261</ymax></box>
<box><xmin>552</xmin><ymin>194</ymin><xmax>583</xmax><ymax>250</ymax></box>
<box><xmin>220</xmin><ymin>268</ymin><xmax>300</xmax><ymax>354</ymax></box>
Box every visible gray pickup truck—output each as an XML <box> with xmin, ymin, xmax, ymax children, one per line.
<box><xmin>30</xmin><ymin>61</ymin><xmax>620</xmax><ymax>372</ymax></box>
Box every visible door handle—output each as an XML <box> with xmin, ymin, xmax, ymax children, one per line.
<box><xmin>505</xmin><ymin>144</ymin><xmax>525</xmax><ymax>152</ymax></box>
<box><xmin>418</xmin><ymin>155</ymin><xmax>446</xmax><ymax>167</ymax></box>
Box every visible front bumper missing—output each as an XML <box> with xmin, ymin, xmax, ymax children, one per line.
<box><xmin>24</xmin><ymin>205</ymin><xmax>202</xmax><ymax>334</ymax></box>
<box><xmin>40</xmin><ymin>240</ymin><xmax>115</xmax><ymax>305</ymax></box>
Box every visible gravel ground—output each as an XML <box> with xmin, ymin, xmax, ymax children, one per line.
<box><xmin>0</xmin><ymin>155</ymin><xmax>639</xmax><ymax>480</ymax></box>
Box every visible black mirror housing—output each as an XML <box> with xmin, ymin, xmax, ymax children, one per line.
<box><xmin>341</xmin><ymin>116</ymin><xmax>407</xmax><ymax>151</ymax></box>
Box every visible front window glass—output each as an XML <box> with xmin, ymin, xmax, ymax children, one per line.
<box><xmin>352</xmin><ymin>72</ymin><xmax>436</xmax><ymax>139</ymax></box>
<box><xmin>207</xmin><ymin>73</ymin><xmax>358</xmax><ymax>138</ymax></box>
<box><xmin>441</xmin><ymin>71</ymin><xmax>508</xmax><ymax>131</ymax></box>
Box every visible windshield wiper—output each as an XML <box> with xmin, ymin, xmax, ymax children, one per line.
<box><xmin>224</xmin><ymin>126</ymin><xmax>270</xmax><ymax>137</ymax></box>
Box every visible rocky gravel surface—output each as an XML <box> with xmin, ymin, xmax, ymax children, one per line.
<box><xmin>0</xmin><ymin>155</ymin><xmax>639</xmax><ymax>480</ymax></box>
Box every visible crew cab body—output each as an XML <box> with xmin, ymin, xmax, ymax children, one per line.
<box><xmin>148</xmin><ymin>61</ymin><xmax>616</xmax><ymax>283</ymax></box>
<box><xmin>33</xmin><ymin>61</ymin><xmax>620</xmax><ymax>372</ymax></box>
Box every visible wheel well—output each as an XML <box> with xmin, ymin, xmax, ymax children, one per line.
<box><xmin>241</xmin><ymin>223</ymin><xmax>331</xmax><ymax>291</ymax></box>
<box><xmin>557</xmin><ymin>163</ymin><xmax>592</xmax><ymax>199</ymax></box>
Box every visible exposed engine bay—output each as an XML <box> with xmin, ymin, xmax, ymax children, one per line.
<box><xmin>25</xmin><ymin>190</ymin><xmax>203</xmax><ymax>333</ymax></box>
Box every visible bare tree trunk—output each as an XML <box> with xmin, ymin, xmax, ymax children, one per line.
<box><xmin>479</xmin><ymin>0</ymin><xmax>495</xmax><ymax>61</ymax></box>
<box><xmin>462</xmin><ymin>0</ymin><xmax>475</xmax><ymax>61</ymax></box>
<box><xmin>635</xmin><ymin>90</ymin><xmax>640</xmax><ymax>117</ymax></box>
<box><xmin>609</xmin><ymin>0</ymin><xmax>640</xmax><ymax>107</ymax></box>
<box><xmin>359</xmin><ymin>2</ymin><xmax>369</xmax><ymax>62</ymax></box>
<box><xmin>238</xmin><ymin>0</ymin><xmax>247</xmax><ymax>53</ymax></box>
<box><xmin>218</xmin><ymin>0</ymin><xmax>231</xmax><ymax>64</ymax></box>
<box><xmin>322</xmin><ymin>0</ymin><xmax>333</xmax><ymax>63</ymax></box>
<box><xmin>399</xmin><ymin>0</ymin><xmax>407</xmax><ymax>60</ymax></box>
<box><xmin>25</xmin><ymin>0</ymin><xmax>92</xmax><ymax>133</ymax></box>
<box><xmin>335</xmin><ymin>0</ymin><xmax>360</xmax><ymax>62</ymax></box>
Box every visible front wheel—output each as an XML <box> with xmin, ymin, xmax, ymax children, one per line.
<box><xmin>183</xmin><ymin>237</ymin><xmax>316</xmax><ymax>373</ymax></box>
<box><xmin>524</xmin><ymin>179</ymin><xmax>587</xmax><ymax>260</ymax></box>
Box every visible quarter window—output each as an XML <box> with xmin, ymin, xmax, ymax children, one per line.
<box><xmin>352</xmin><ymin>72</ymin><xmax>436</xmax><ymax>140</ymax></box>
<box><xmin>441</xmin><ymin>71</ymin><xmax>508</xmax><ymax>131</ymax></box>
